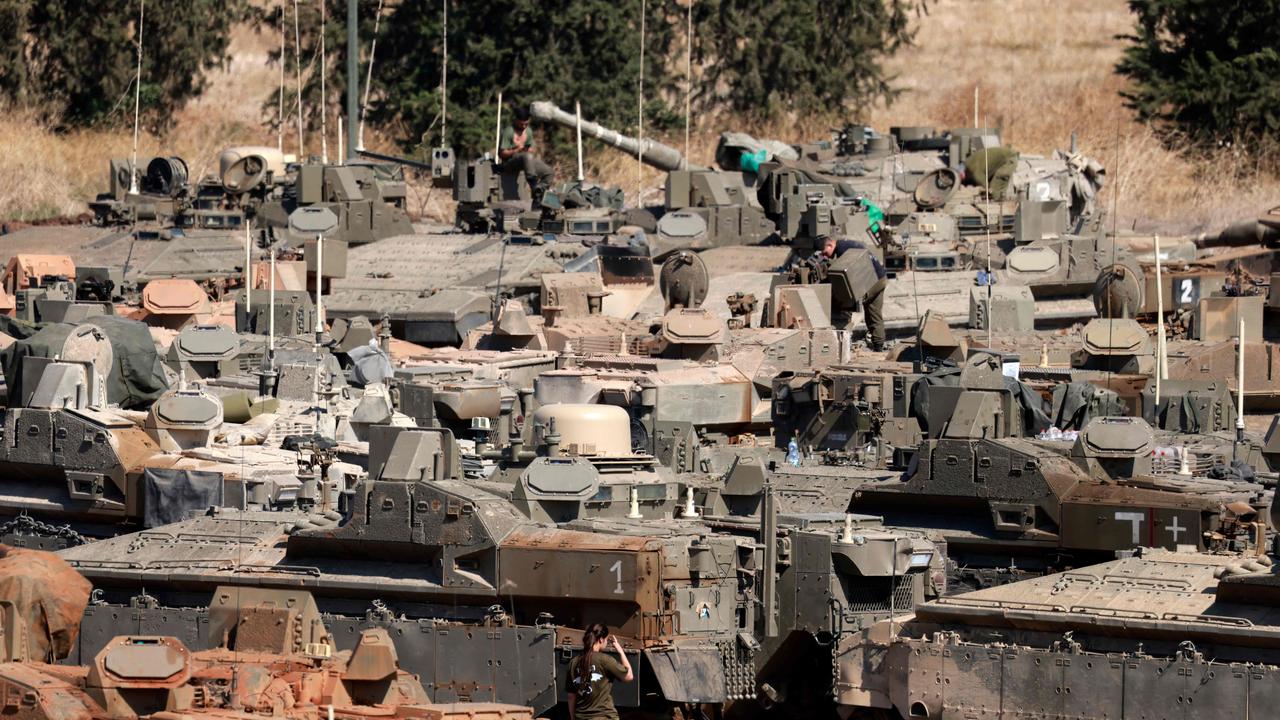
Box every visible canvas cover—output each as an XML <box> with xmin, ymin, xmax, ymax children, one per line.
<box><xmin>143</xmin><ymin>468</ymin><xmax>225</xmax><ymax>528</ymax></box>
<box><xmin>911</xmin><ymin>365</ymin><xmax>1051</xmax><ymax>437</ymax></box>
<box><xmin>1051</xmin><ymin>382</ymin><xmax>1126</xmax><ymax>431</ymax></box>
<box><xmin>1</xmin><ymin>315</ymin><xmax>169</xmax><ymax>409</ymax></box>
<box><xmin>0</xmin><ymin>544</ymin><xmax>91</xmax><ymax>661</ymax></box>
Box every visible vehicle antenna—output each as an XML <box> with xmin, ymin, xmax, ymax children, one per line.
<box><xmin>320</xmin><ymin>0</ymin><xmax>328</xmax><ymax>163</ymax></box>
<box><xmin>576</xmin><ymin>101</ymin><xmax>585</xmax><ymax>182</ymax></box>
<box><xmin>278</xmin><ymin>5</ymin><xmax>286</xmax><ymax>152</ymax></box>
<box><xmin>493</xmin><ymin>91</ymin><xmax>503</xmax><ymax>160</ymax></box>
<box><xmin>441</xmin><ymin>0</ymin><xmax>448</xmax><ymax>146</ymax></box>
<box><xmin>358</xmin><ymin>0</ymin><xmax>386</xmax><ymax>151</ymax></box>
<box><xmin>128</xmin><ymin>0</ymin><xmax>145</xmax><ymax>195</ymax></box>
<box><xmin>684</xmin><ymin>0</ymin><xmax>693</xmax><ymax>161</ymax></box>
<box><xmin>293</xmin><ymin>0</ymin><xmax>305</xmax><ymax>157</ymax></box>
<box><xmin>636</xmin><ymin>0</ymin><xmax>647</xmax><ymax>206</ymax></box>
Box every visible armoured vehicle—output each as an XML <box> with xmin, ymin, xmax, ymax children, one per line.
<box><xmin>0</xmin><ymin>299</ymin><xmax>395</xmax><ymax>546</ymax></box>
<box><xmin>60</xmin><ymin>409</ymin><xmax>943</xmax><ymax>717</ymax></box>
<box><xmin>536</xmin><ymin>102</ymin><xmax>1107</xmax><ymax>274</ymax></box>
<box><xmin>0</xmin><ymin>352</ymin><xmax>313</xmax><ymax>545</ymax></box>
<box><xmin>0</xmin><ymin>148</ymin><xmax>414</xmax><ymax>302</ymax></box>
<box><xmin>773</xmin><ymin>349</ymin><xmax>1274</xmax><ymax>588</ymax></box>
<box><xmin>323</xmin><ymin>231</ymin><xmax>656</xmax><ymax>346</ymax></box>
<box><xmin>529</xmin><ymin>103</ymin><xmax>1116</xmax><ymax>337</ymax></box>
<box><xmin>0</xmin><ymin>543</ymin><xmax>534</xmax><ymax>720</ymax></box>
<box><xmin>834</xmin><ymin>547</ymin><xmax>1280</xmax><ymax>719</ymax></box>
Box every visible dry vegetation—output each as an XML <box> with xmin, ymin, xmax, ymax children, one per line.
<box><xmin>2</xmin><ymin>0</ymin><xmax>1276</xmax><ymax>234</ymax></box>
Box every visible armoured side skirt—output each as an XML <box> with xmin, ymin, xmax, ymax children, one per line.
<box><xmin>838</xmin><ymin>635</ymin><xmax>1280</xmax><ymax>719</ymax></box>
<box><xmin>71</xmin><ymin>604</ymin><xmax>558</xmax><ymax>714</ymax></box>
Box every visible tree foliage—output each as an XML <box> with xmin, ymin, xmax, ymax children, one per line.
<box><xmin>0</xmin><ymin>0</ymin><xmax>246</xmax><ymax>129</ymax></box>
<box><xmin>690</xmin><ymin>0</ymin><xmax>920</xmax><ymax>117</ymax></box>
<box><xmin>1117</xmin><ymin>0</ymin><xmax>1280</xmax><ymax>149</ymax></box>
<box><xmin>291</xmin><ymin>0</ymin><xmax>921</xmax><ymax>159</ymax></box>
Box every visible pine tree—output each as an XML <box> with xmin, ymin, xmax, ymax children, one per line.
<box><xmin>0</xmin><ymin>0</ymin><xmax>246</xmax><ymax>129</ymax></box>
<box><xmin>307</xmin><ymin>0</ymin><xmax>920</xmax><ymax>159</ymax></box>
<box><xmin>1117</xmin><ymin>0</ymin><xmax>1280</xmax><ymax>149</ymax></box>
<box><xmin>690</xmin><ymin>0</ymin><xmax>920</xmax><ymax>117</ymax></box>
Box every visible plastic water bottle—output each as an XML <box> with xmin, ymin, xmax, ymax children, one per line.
<box><xmin>787</xmin><ymin>438</ymin><xmax>801</xmax><ymax>467</ymax></box>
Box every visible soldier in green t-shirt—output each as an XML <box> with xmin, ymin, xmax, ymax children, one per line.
<box><xmin>961</xmin><ymin>145</ymin><xmax>1020</xmax><ymax>200</ymax></box>
<box><xmin>499</xmin><ymin>106</ymin><xmax>555</xmax><ymax>200</ymax></box>
<box><xmin>568</xmin><ymin>622</ymin><xmax>633</xmax><ymax>720</ymax></box>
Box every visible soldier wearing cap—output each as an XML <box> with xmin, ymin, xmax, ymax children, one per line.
<box><xmin>821</xmin><ymin>235</ymin><xmax>888</xmax><ymax>351</ymax></box>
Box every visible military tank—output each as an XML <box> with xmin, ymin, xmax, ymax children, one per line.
<box><xmin>60</xmin><ymin>408</ymin><xmax>942</xmax><ymax>717</ymax></box>
<box><xmin>530</xmin><ymin>102</ymin><xmax>1111</xmax><ymax>336</ymax></box>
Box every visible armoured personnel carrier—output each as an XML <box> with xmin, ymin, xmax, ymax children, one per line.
<box><xmin>0</xmin><ymin>543</ymin><xmax>534</xmax><ymax>720</ymax></box>
<box><xmin>0</xmin><ymin>351</ymin><xmax>317</xmax><ymax>546</ymax></box>
<box><xmin>0</xmin><ymin>148</ymin><xmax>414</xmax><ymax>302</ymax></box>
<box><xmin>0</xmin><ymin>298</ymin><xmax>397</xmax><ymax>546</ymax></box>
<box><xmin>60</xmin><ymin>412</ymin><xmax>942</xmax><ymax>717</ymax></box>
<box><xmin>324</xmin><ymin>229</ymin><xmax>656</xmax><ymax>346</ymax></box>
<box><xmin>834</xmin><ymin>547</ymin><xmax>1280</xmax><ymax>719</ymax></box>
<box><xmin>773</xmin><ymin>348</ymin><xmax>1274</xmax><ymax>588</ymax></box>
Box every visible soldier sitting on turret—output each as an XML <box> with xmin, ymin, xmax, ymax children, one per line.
<box><xmin>499</xmin><ymin>106</ymin><xmax>556</xmax><ymax>201</ymax></box>
<box><xmin>821</xmin><ymin>235</ymin><xmax>888</xmax><ymax>351</ymax></box>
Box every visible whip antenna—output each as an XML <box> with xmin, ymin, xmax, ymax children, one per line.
<box><xmin>1154</xmin><ymin>234</ymin><xmax>1166</xmax><ymax>405</ymax></box>
<box><xmin>493</xmin><ymin>91</ymin><xmax>503</xmax><ymax>159</ymax></box>
<box><xmin>636</xmin><ymin>0</ymin><xmax>646</xmax><ymax>206</ymax></box>
<box><xmin>278</xmin><ymin>6</ymin><xmax>286</xmax><ymax>152</ymax></box>
<box><xmin>293</xmin><ymin>0</ymin><xmax>305</xmax><ymax>157</ymax></box>
<box><xmin>320</xmin><ymin>0</ymin><xmax>328</xmax><ymax>163</ymax></box>
<box><xmin>576</xmin><ymin>101</ymin><xmax>584</xmax><ymax>182</ymax></box>
<box><xmin>1237</xmin><ymin>316</ymin><xmax>1246</xmax><ymax>446</ymax></box>
<box><xmin>358</xmin><ymin>0</ymin><xmax>386</xmax><ymax>151</ymax></box>
<box><xmin>684</xmin><ymin>0</ymin><xmax>692</xmax><ymax>160</ymax></box>
<box><xmin>441</xmin><ymin>0</ymin><xmax>448</xmax><ymax>145</ymax></box>
<box><xmin>129</xmin><ymin>0</ymin><xmax>145</xmax><ymax>195</ymax></box>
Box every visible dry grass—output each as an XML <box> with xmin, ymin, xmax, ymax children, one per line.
<box><xmin>864</xmin><ymin>0</ymin><xmax>1280</xmax><ymax>234</ymax></box>
<box><xmin>3</xmin><ymin>0</ymin><xmax>1278</xmax><ymax>234</ymax></box>
<box><xmin>585</xmin><ymin>0</ymin><xmax>1280</xmax><ymax>235</ymax></box>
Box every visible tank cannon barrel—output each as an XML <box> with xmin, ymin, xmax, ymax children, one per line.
<box><xmin>1193</xmin><ymin>211</ymin><xmax>1280</xmax><ymax>249</ymax></box>
<box><xmin>530</xmin><ymin>100</ymin><xmax>708</xmax><ymax>173</ymax></box>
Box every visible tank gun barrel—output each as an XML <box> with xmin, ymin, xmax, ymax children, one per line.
<box><xmin>355</xmin><ymin>148</ymin><xmax>436</xmax><ymax>172</ymax></box>
<box><xmin>1193</xmin><ymin>211</ymin><xmax>1280</xmax><ymax>249</ymax></box>
<box><xmin>530</xmin><ymin>100</ymin><xmax>709</xmax><ymax>173</ymax></box>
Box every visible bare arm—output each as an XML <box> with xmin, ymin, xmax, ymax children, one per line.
<box><xmin>610</xmin><ymin>637</ymin><xmax>635</xmax><ymax>682</ymax></box>
<box><xmin>568</xmin><ymin>692</ymin><xmax>576</xmax><ymax>720</ymax></box>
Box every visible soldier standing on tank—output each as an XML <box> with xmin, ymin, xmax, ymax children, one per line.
<box><xmin>822</xmin><ymin>235</ymin><xmax>888</xmax><ymax>351</ymax></box>
<box><xmin>499</xmin><ymin>106</ymin><xmax>556</xmax><ymax>201</ymax></box>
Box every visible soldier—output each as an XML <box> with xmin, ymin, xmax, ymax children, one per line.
<box><xmin>567</xmin><ymin>622</ymin><xmax>633</xmax><ymax>720</ymax></box>
<box><xmin>499</xmin><ymin>106</ymin><xmax>556</xmax><ymax>200</ymax></box>
<box><xmin>961</xmin><ymin>145</ymin><xmax>1020</xmax><ymax>200</ymax></box>
<box><xmin>821</xmin><ymin>235</ymin><xmax>888</xmax><ymax>351</ymax></box>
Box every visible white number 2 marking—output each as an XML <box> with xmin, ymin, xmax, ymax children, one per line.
<box><xmin>1180</xmin><ymin>280</ymin><xmax>1193</xmax><ymax>304</ymax></box>
<box><xmin>609</xmin><ymin>560</ymin><xmax>623</xmax><ymax>594</ymax></box>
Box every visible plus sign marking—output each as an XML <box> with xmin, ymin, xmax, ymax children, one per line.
<box><xmin>1166</xmin><ymin>516</ymin><xmax>1185</xmax><ymax>543</ymax></box>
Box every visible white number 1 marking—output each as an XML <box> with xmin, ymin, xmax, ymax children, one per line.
<box><xmin>609</xmin><ymin>560</ymin><xmax>623</xmax><ymax>594</ymax></box>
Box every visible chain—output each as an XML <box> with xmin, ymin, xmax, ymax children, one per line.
<box><xmin>0</xmin><ymin>514</ymin><xmax>89</xmax><ymax>547</ymax></box>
